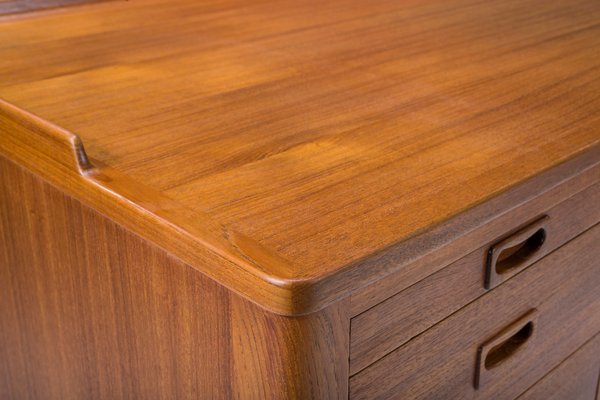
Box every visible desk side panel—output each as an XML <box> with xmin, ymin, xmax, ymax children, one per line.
<box><xmin>0</xmin><ymin>155</ymin><xmax>349</xmax><ymax>399</ymax></box>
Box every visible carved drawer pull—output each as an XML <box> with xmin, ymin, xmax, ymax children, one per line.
<box><xmin>475</xmin><ymin>309</ymin><xmax>539</xmax><ymax>389</ymax></box>
<box><xmin>485</xmin><ymin>216</ymin><xmax>549</xmax><ymax>290</ymax></box>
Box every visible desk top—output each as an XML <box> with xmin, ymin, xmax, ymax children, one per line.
<box><xmin>1</xmin><ymin>0</ymin><xmax>600</xmax><ymax>314</ymax></box>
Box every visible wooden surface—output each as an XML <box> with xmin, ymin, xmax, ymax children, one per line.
<box><xmin>517</xmin><ymin>333</ymin><xmax>600</xmax><ymax>400</ymax></box>
<box><xmin>2</xmin><ymin>2</ymin><xmax>599</xmax><ymax>398</ymax></box>
<box><xmin>2</xmin><ymin>0</ymin><xmax>600</xmax><ymax>313</ymax></box>
<box><xmin>0</xmin><ymin>0</ymin><xmax>107</xmax><ymax>16</ymax></box>
<box><xmin>0</xmin><ymin>154</ymin><xmax>350</xmax><ymax>399</ymax></box>
<box><xmin>350</xmin><ymin>222</ymin><xmax>600</xmax><ymax>399</ymax></box>
<box><xmin>349</xmin><ymin>155</ymin><xmax>600</xmax><ymax>315</ymax></box>
<box><xmin>350</xmin><ymin>180</ymin><xmax>600</xmax><ymax>374</ymax></box>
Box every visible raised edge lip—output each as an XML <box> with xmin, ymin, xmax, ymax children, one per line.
<box><xmin>0</xmin><ymin>97</ymin><xmax>335</xmax><ymax>316</ymax></box>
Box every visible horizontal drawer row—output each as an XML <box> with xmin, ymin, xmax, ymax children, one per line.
<box><xmin>351</xmin><ymin>180</ymin><xmax>600</xmax><ymax>374</ymax></box>
<box><xmin>350</xmin><ymin>222</ymin><xmax>600</xmax><ymax>399</ymax></box>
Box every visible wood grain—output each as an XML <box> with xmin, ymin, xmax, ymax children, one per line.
<box><xmin>597</xmin><ymin>370</ymin><xmax>600</xmax><ymax>400</ymax></box>
<box><xmin>0</xmin><ymin>98</ymin><xmax>317</xmax><ymax>316</ymax></box>
<box><xmin>598</xmin><ymin>372</ymin><xmax>600</xmax><ymax>400</ymax></box>
<box><xmin>350</xmin><ymin>223</ymin><xmax>600</xmax><ymax>399</ymax></box>
<box><xmin>349</xmin><ymin>154</ymin><xmax>600</xmax><ymax>315</ymax></box>
<box><xmin>0</xmin><ymin>0</ymin><xmax>108</xmax><ymax>16</ymax></box>
<box><xmin>0</xmin><ymin>154</ymin><xmax>350</xmax><ymax>399</ymax></box>
<box><xmin>517</xmin><ymin>332</ymin><xmax>600</xmax><ymax>400</ymax></box>
<box><xmin>350</xmin><ymin>180</ymin><xmax>600</xmax><ymax>374</ymax></box>
<box><xmin>2</xmin><ymin>1</ymin><xmax>600</xmax><ymax>397</ymax></box>
<box><xmin>231</xmin><ymin>299</ymin><xmax>349</xmax><ymax>399</ymax></box>
<box><xmin>1</xmin><ymin>0</ymin><xmax>600</xmax><ymax>314</ymax></box>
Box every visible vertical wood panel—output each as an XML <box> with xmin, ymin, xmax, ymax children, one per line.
<box><xmin>231</xmin><ymin>299</ymin><xmax>349</xmax><ymax>399</ymax></box>
<box><xmin>0</xmin><ymin>155</ymin><xmax>350</xmax><ymax>399</ymax></box>
<box><xmin>0</xmin><ymin>154</ymin><xmax>232</xmax><ymax>399</ymax></box>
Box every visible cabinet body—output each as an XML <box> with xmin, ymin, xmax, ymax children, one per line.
<box><xmin>1</xmin><ymin>0</ymin><xmax>600</xmax><ymax>398</ymax></box>
<box><xmin>3</xmin><ymin>147</ymin><xmax>600</xmax><ymax>399</ymax></box>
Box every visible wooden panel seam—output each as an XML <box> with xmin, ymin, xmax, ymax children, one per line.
<box><xmin>516</xmin><ymin>331</ymin><xmax>600</xmax><ymax>399</ymax></box>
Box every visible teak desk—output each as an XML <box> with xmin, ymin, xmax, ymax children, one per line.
<box><xmin>1</xmin><ymin>1</ymin><xmax>600</xmax><ymax>399</ymax></box>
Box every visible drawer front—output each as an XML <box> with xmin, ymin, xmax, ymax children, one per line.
<box><xmin>350</xmin><ymin>223</ymin><xmax>600</xmax><ymax>400</ymax></box>
<box><xmin>517</xmin><ymin>333</ymin><xmax>600</xmax><ymax>400</ymax></box>
<box><xmin>350</xmin><ymin>181</ymin><xmax>600</xmax><ymax>374</ymax></box>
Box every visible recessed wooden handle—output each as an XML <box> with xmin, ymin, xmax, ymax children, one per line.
<box><xmin>485</xmin><ymin>216</ymin><xmax>549</xmax><ymax>290</ymax></box>
<box><xmin>475</xmin><ymin>309</ymin><xmax>539</xmax><ymax>390</ymax></box>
